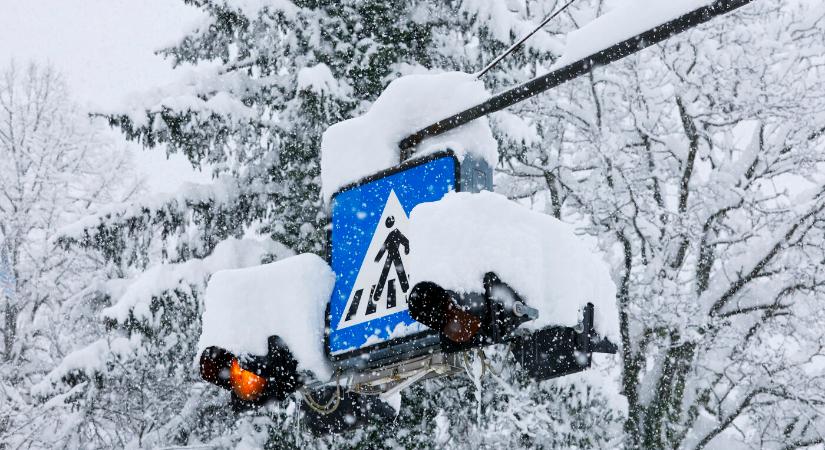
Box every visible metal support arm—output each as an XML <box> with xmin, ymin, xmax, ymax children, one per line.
<box><xmin>399</xmin><ymin>0</ymin><xmax>755</xmax><ymax>159</ymax></box>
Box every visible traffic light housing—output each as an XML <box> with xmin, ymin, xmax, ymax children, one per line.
<box><xmin>199</xmin><ymin>337</ymin><xmax>398</xmax><ymax>435</ymax></box>
<box><xmin>300</xmin><ymin>386</ymin><xmax>398</xmax><ymax>435</ymax></box>
<box><xmin>408</xmin><ymin>273</ymin><xmax>538</xmax><ymax>352</ymax></box>
<box><xmin>199</xmin><ymin>336</ymin><xmax>303</xmax><ymax>411</ymax></box>
<box><xmin>408</xmin><ymin>275</ymin><xmax>617</xmax><ymax>380</ymax></box>
<box><xmin>510</xmin><ymin>303</ymin><xmax>618</xmax><ymax>381</ymax></box>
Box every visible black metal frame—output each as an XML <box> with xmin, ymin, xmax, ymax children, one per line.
<box><xmin>399</xmin><ymin>0</ymin><xmax>755</xmax><ymax>157</ymax></box>
<box><xmin>324</xmin><ymin>150</ymin><xmax>462</xmax><ymax>365</ymax></box>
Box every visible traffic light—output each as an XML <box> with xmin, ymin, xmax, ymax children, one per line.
<box><xmin>199</xmin><ymin>336</ymin><xmax>398</xmax><ymax>435</ymax></box>
<box><xmin>510</xmin><ymin>303</ymin><xmax>618</xmax><ymax>381</ymax></box>
<box><xmin>408</xmin><ymin>275</ymin><xmax>617</xmax><ymax>381</ymax></box>
<box><xmin>407</xmin><ymin>273</ymin><xmax>538</xmax><ymax>351</ymax></box>
<box><xmin>407</xmin><ymin>281</ymin><xmax>483</xmax><ymax>344</ymax></box>
<box><xmin>199</xmin><ymin>336</ymin><xmax>303</xmax><ymax>411</ymax></box>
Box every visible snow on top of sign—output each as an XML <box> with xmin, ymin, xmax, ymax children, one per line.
<box><xmin>407</xmin><ymin>191</ymin><xmax>619</xmax><ymax>341</ymax></box>
<box><xmin>551</xmin><ymin>0</ymin><xmax>714</xmax><ymax>70</ymax></box>
<box><xmin>197</xmin><ymin>253</ymin><xmax>335</xmax><ymax>380</ymax></box>
<box><xmin>320</xmin><ymin>71</ymin><xmax>497</xmax><ymax>203</ymax></box>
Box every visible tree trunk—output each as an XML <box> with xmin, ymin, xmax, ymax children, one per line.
<box><xmin>3</xmin><ymin>299</ymin><xmax>16</xmax><ymax>362</ymax></box>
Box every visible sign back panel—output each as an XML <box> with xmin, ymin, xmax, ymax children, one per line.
<box><xmin>328</xmin><ymin>152</ymin><xmax>458</xmax><ymax>358</ymax></box>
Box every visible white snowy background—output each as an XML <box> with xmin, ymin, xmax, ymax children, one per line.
<box><xmin>0</xmin><ymin>0</ymin><xmax>209</xmax><ymax>193</ymax></box>
<box><xmin>1</xmin><ymin>0</ymin><xmax>824</xmax><ymax>449</ymax></box>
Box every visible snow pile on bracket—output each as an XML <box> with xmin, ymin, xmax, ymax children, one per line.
<box><xmin>321</xmin><ymin>71</ymin><xmax>497</xmax><ymax>203</ymax></box>
<box><xmin>197</xmin><ymin>253</ymin><xmax>335</xmax><ymax>379</ymax></box>
<box><xmin>407</xmin><ymin>191</ymin><xmax>619</xmax><ymax>341</ymax></box>
<box><xmin>552</xmin><ymin>0</ymin><xmax>714</xmax><ymax>69</ymax></box>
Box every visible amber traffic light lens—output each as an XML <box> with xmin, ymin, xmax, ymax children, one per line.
<box><xmin>409</xmin><ymin>282</ymin><xmax>482</xmax><ymax>343</ymax></box>
<box><xmin>443</xmin><ymin>303</ymin><xmax>482</xmax><ymax>343</ymax></box>
<box><xmin>229</xmin><ymin>359</ymin><xmax>267</xmax><ymax>401</ymax></box>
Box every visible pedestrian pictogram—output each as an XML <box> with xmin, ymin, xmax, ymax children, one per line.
<box><xmin>337</xmin><ymin>190</ymin><xmax>411</xmax><ymax>330</ymax></box>
<box><xmin>373</xmin><ymin>215</ymin><xmax>410</xmax><ymax>303</ymax></box>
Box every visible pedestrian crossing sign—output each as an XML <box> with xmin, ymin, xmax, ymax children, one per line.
<box><xmin>327</xmin><ymin>151</ymin><xmax>459</xmax><ymax>359</ymax></box>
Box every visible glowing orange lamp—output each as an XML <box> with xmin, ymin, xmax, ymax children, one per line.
<box><xmin>229</xmin><ymin>358</ymin><xmax>267</xmax><ymax>402</ymax></box>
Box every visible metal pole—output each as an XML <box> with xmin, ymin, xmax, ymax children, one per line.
<box><xmin>399</xmin><ymin>0</ymin><xmax>755</xmax><ymax>159</ymax></box>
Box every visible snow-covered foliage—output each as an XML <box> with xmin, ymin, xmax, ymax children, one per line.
<box><xmin>9</xmin><ymin>0</ymin><xmax>825</xmax><ymax>448</ymax></box>
<box><xmin>408</xmin><ymin>190</ymin><xmax>618</xmax><ymax>340</ymax></box>
<box><xmin>0</xmin><ymin>63</ymin><xmax>141</xmax><ymax>446</ymax></box>
<box><xmin>101</xmin><ymin>236</ymin><xmax>287</xmax><ymax>325</ymax></box>
<box><xmin>23</xmin><ymin>234</ymin><xmax>289</xmax><ymax>447</ymax></box>
<box><xmin>30</xmin><ymin>235</ymin><xmax>287</xmax><ymax>399</ymax></box>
